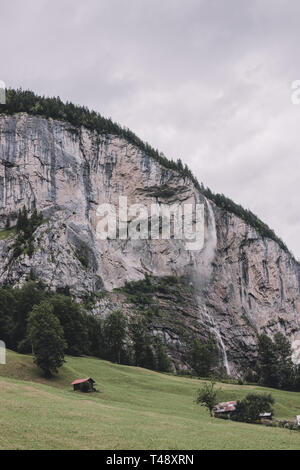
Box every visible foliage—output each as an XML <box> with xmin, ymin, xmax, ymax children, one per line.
<box><xmin>243</xmin><ymin>369</ymin><xmax>258</xmax><ymax>383</ymax></box>
<box><xmin>85</xmin><ymin>314</ymin><xmax>104</xmax><ymax>358</ymax></box>
<box><xmin>128</xmin><ymin>315</ymin><xmax>171</xmax><ymax>372</ymax></box>
<box><xmin>0</xmin><ymin>282</ymin><xmax>100</xmax><ymax>358</ymax></box>
<box><xmin>1</xmin><ymin>88</ymin><xmax>293</xmax><ymax>258</ymax></box>
<box><xmin>49</xmin><ymin>295</ymin><xmax>89</xmax><ymax>356</ymax></box>
<box><xmin>121</xmin><ymin>275</ymin><xmax>221</xmax><ymax>375</ymax></box>
<box><xmin>122</xmin><ymin>274</ymin><xmax>158</xmax><ymax>309</ymax></box>
<box><xmin>27</xmin><ymin>301</ymin><xmax>67</xmax><ymax>377</ymax></box>
<box><xmin>232</xmin><ymin>393</ymin><xmax>274</xmax><ymax>423</ymax></box>
<box><xmin>13</xmin><ymin>207</ymin><xmax>43</xmax><ymax>259</ymax></box>
<box><xmin>0</xmin><ymin>289</ymin><xmax>15</xmax><ymax>347</ymax></box>
<box><xmin>12</xmin><ymin>281</ymin><xmax>47</xmax><ymax>350</ymax></box>
<box><xmin>256</xmin><ymin>333</ymin><xmax>296</xmax><ymax>390</ymax></box>
<box><xmin>103</xmin><ymin>310</ymin><xmax>127</xmax><ymax>364</ymax></box>
<box><xmin>129</xmin><ymin>315</ymin><xmax>154</xmax><ymax>368</ymax></box>
<box><xmin>195</xmin><ymin>381</ymin><xmax>219</xmax><ymax>416</ymax></box>
<box><xmin>185</xmin><ymin>336</ymin><xmax>219</xmax><ymax>377</ymax></box>
<box><xmin>153</xmin><ymin>336</ymin><xmax>171</xmax><ymax>373</ymax></box>
<box><xmin>0</xmin><ymin>280</ymin><xmax>171</xmax><ymax>373</ymax></box>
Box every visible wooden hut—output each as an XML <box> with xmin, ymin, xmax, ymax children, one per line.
<box><xmin>71</xmin><ymin>378</ymin><xmax>95</xmax><ymax>392</ymax></box>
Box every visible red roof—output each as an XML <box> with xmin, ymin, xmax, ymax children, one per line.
<box><xmin>71</xmin><ymin>378</ymin><xmax>91</xmax><ymax>385</ymax></box>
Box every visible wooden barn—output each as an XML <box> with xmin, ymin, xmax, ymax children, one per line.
<box><xmin>71</xmin><ymin>378</ymin><xmax>96</xmax><ymax>392</ymax></box>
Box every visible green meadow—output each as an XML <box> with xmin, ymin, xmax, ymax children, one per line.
<box><xmin>0</xmin><ymin>350</ymin><xmax>300</xmax><ymax>450</ymax></box>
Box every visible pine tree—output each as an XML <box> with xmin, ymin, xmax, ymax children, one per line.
<box><xmin>256</xmin><ymin>333</ymin><xmax>294</xmax><ymax>389</ymax></box>
<box><xmin>50</xmin><ymin>294</ymin><xmax>89</xmax><ymax>356</ymax></box>
<box><xmin>257</xmin><ymin>334</ymin><xmax>279</xmax><ymax>387</ymax></box>
<box><xmin>154</xmin><ymin>337</ymin><xmax>171</xmax><ymax>372</ymax></box>
<box><xmin>103</xmin><ymin>310</ymin><xmax>127</xmax><ymax>364</ymax></box>
<box><xmin>16</xmin><ymin>206</ymin><xmax>29</xmax><ymax>233</ymax></box>
<box><xmin>274</xmin><ymin>332</ymin><xmax>294</xmax><ymax>389</ymax></box>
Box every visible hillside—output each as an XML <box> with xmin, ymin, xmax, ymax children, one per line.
<box><xmin>0</xmin><ymin>350</ymin><xmax>300</xmax><ymax>450</ymax></box>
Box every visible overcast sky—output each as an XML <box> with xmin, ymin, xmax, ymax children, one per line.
<box><xmin>1</xmin><ymin>0</ymin><xmax>299</xmax><ymax>257</ymax></box>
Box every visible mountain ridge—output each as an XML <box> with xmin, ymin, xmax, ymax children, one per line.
<box><xmin>0</xmin><ymin>88</ymin><xmax>293</xmax><ymax>257</ymax></box>
<box><xmin>0</xmin><ymin>97</ymin><xmax>299</xmax><ymax>376</ymax></box>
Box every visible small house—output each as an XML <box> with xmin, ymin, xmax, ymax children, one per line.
<box><xmin>259</xmin><ymin>412</ymin><xmax>272</xmax><ymax>420</ymax></box>
<box><xmin>71</xmin><ymin>378</ymin><xmax>96</xmax><ymax>392</ymax></box>
<box><xmin>214</xmin><ymin>401</ymin><xmax>237</xmax><ymax>419</ymax></box>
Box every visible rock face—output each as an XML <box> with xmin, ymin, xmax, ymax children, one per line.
<box><xmin>0</xmin><ymin>113</ymin><xmax>299</xmax><ymax>375</ymax></box>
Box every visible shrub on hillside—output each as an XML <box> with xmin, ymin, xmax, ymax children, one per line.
<box><xmin>232</xmin><ymin>393</ymin><xmax>274</xmax><ymax>424</ymax></box>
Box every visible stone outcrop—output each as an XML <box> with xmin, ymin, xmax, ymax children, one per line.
<box><xmin>0</xmin><ymin>113</ymin><xmax>299</xmax><ymax>375</ymax></box>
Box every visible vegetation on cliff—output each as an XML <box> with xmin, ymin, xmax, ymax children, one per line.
<box><xmin>119</xmin><ymin>275</ymin><xmax>221</xmax><ymax>376</ymax></box>
<box><xmin>12</xmin><ymin>207</ymin><xmax>44</xmax><ymax>258</ymax></box>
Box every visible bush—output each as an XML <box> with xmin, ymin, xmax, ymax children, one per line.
<box><xmin>232</xmin><ymin>393</ymin><xmax>274</xmax><ymax>424</ymax></box>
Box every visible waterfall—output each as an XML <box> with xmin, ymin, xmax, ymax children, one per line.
<box><xmin>206</xmin><ymin>199</ymin><xmax>217</xmax><ymax>252</ymax></box>
<box><xmin>201</xmin><ymin>303</ymin><xmax>231</xmax><ymax>376</ymax></box>
<box><xmin>194</xmin><ymin>199</ymin><xmax>231</xmax><ymax>375</ymax></box>
<box><xmin>210</xmin><ymin>325</ymin><xmax>230</xmax><ymax>376</ymax></box>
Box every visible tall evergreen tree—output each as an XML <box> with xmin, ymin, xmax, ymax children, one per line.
<box><xmin>257</xmin><ymin>333</ymin><xmax>294</xmax><ymax>389</ymax></box>
<box><xmin>103</xmin><ymin>310</ymin><xmax>127</xmax><ymax>364</ymax></box>
<box><xmin>257</xmin><ymin>334</ymin><xmax>279</xmax><ymax>387</ymax></box>
<box><xmin>274</xmin><ymin>332</ymin><xmax>294</xmax><ymax>389</ymax></box>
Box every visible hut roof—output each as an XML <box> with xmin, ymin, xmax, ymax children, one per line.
<box><xmin>71</xmin><ymin>378</ymin><xmax>94</xmax><ymax>385</ymax></box>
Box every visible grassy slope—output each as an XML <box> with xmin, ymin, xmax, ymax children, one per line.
<box><xmin>0</xmin><ymin>350</ymin><xmax>300</xmax><ymax>450</ymax></box>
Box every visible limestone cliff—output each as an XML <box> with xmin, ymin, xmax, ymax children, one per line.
<box><xmin>0</xmin><ymin>113</ymin><xmax>299</xmax><ymax>375</ymax></box>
